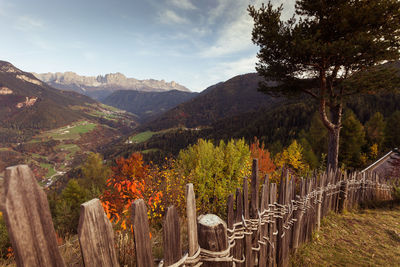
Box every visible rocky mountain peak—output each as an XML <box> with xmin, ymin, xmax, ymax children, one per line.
<box><xmin>33</xmin><ymin>72</ymin><xmax>190</xmax><ymax>93</ymax></box>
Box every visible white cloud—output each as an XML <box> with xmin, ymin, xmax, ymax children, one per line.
<box><xmin>168</xmin><ymin>0</ymin><xmax>196</xmax><ymax>10</ymax></box>
<box><xmin>200</xmin><ymin>0</ymin><xmax>295</xmax><ymax>58</ymax></box>
<box><xmin>14</xmin><ymin>16</ymin><xmax>44</xmax><ymax>31</ymax></box>
<box><xmin>158</xmin><ymin>9</ymin><xmax>188</xmax><ymax>24</ymax></box>
<box><xmin>214</xmin><ymin>55</ymin><xmax>257</xmax><ymax>78</ymax></box>
<box><xmin>207</xmin><ymin>0</ymin><xmax>230</xmax><ymax>24</ymax></box>
<box><xmin>200</xmin><ymin>9</ymin><xmax>254</xmax><ymax>57</ymax></box>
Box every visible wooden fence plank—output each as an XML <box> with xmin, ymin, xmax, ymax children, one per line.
<box><xmin>338</xmin><ymin>179</ymin><xmax>348</xmax><ymax>213</ymax></box>
<box><xmin>292</xmin><ymin>179</ymin><xmax>304</xmax><ymax>252</ymax></box>
<box><xmin>131</xmin><ymin>199</ymin><xmax>154</xmax><ymax>267</ymax></box>
<box><xmin>243</xmin><ymin>178</ymin><xmax>253</xmax><ymax>267</ymax></box>
<box><xmin>227</xmin><ymin>194</ymin><xmax>234</xmax><ymax>230</ymax></box>
<box><xmin>227</xmin><ymin>194</ymin><xmax>234</xmax><ymax>266</ymax></box>
<box><xmin>234</xmin><ymin>188</ymin><xmax>244</xmax><ymax>267</ymax></box>
<box><xmin>163</xmin><ymin>206</ymin><xmax>181</xmax><ymax>266</ymax></box>
<box><xmin>250</xmin><ymin>159</ymin><xmax>260</xmax><ymax>265</ymax></box>
<box><xmin>78</xmin><ymin>198</ymin><xmax>119</xmax><ymax>267</ymax></box>
<box><xmin>1</xmin><ymin>165</ymin><xmax>65</xmax><ymax>267</ymax></box>
<box><xmin>186</xmin><ymin>183</ymin><xmax>199</xmax><ymax>258</ymax></box>
<box><xmin>250</xmin><ymin>158</ymin><xmax>259</xmax><ymax>217</ymax></box>
<box><xmin>268</xmin><ymin>183</ymin><xmax>277</xmax><ymax>267</ymax></box>
<box><xmin>277</xmin><ymin>171</ymin><xmax>288</xmax><ymax>267</ymax></box>
<box><xmin>316</xmin><ymin>174</ymin><xmax>323</xmax><ymax>231</ymax></box>
<box><xmin>258</xmin><ymin>182</ymin><xmax>268</xmax><ymax>267</ymax></box>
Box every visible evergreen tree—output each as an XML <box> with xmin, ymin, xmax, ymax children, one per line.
<box><xmin>53</xmin><ymin>179</ymin><xmax>90</xmax><ymax>236</ymax></box>
<box><xmin>249</xmin><ymin>0</ymin><xmax>400</xmax><ymax>170</ymax></box>
<box><xmin>80</xmin><ymin>152</ymin><xmax>111</xmax><ymax>196</ymax></box>
<box><xmin>307</xmin><ymin>112</ymin><xmax>328</xmax><ymax>159</ymax></box>
<box><xmin>365</xmin><ymin>112</ymin><xmax>386</xmax><ymax>152</ymax></box>
<box><xmin>385</xmin><ymin>111</ymin><xmax>400</xmax><ymax>149</ymax></box>
<box><xmin>340</xmin><ymin>111</ymin><xmax>366</xmax><ymax>168</ymax></box>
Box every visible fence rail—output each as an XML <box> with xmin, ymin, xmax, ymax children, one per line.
<box><xmin>0</xmin><ymin>163</ymin><xmax>393</xmax><ymax>267</ymax></box>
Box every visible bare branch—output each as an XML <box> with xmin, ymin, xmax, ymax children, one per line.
<box><xmin>302</xmin><ymin>89</ymin><xmax>318</xmax><ymax>99</ymax></box>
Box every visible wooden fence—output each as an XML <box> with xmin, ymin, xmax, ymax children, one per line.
<box><xmin>0</xmin><ymin>162</ymin><xmax>393</xmax><ymax>267</ymax></box>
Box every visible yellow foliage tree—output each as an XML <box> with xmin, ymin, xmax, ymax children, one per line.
<box><xmin>274</xmin><ymin>140</ymin><xmax>309</xmax><ymax>176</ymax></box>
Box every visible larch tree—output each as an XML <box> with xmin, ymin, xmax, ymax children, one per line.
<box><xmin>249</xmin><ymin>0</ymin><xmax>400</xmax><ymax>170</ymax></box>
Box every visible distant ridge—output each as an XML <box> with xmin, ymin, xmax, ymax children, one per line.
<box><xmin>141</xmin><ymin>73</ymin><xmax>282</xmax><ymax>131</ymax></box>
<box><xmin>0</xmin><ymin>60</ymin><xmax>138</xmax><ymax>143</ymax></box>
<box><xmin>0</xmin><ymin>61</ymin><xmax>93</xmax><ymax>129</ymax></box>
<box><xmin>33</xmin><ymin>72</ymin><xmax>190</xmax><ymax>100</ymax></box>
<box><xmin>102</xmin><ymin>89</ymin><xmax>198</xmax><ymax>122</ymax></box>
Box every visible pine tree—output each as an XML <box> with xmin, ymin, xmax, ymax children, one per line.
<box><xmin>340</xmin><ymin>111</ymin><xmax>366</xmax><ymax>168</ymax></box>
<box><xmin>249</xmin><ymin>0</ymin><xmax>400</xmax><ymax>170</ymax></box>
<box><xmin>365</xmin><ymin>112</ymin><xmax>386</xmax><ymax>153</ymax></box>
<box><xmin>385</xmin><ymin>111</ymin><xmax>400</xmax><ymax>149</ymax></box>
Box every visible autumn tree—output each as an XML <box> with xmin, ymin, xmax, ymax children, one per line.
<box><xmin>274</xmin><ymin>140</ymin><xmax>309</xmax><ymax>176</ymax></box>
<box><xmin>250</xmin><ymin>137</ymin><xmax>275</xmax><ymax>177</ymax></box>
<box><xmin>249</xmin><ymin>0</ymin><xmax>400</xmax><ymax>170</ymax></box>
<box><xmin>101</xmin><ymin>153</ymin><xmax>163</xmax><ymax>229</ymax></box>
<box><xmin>175</xmin><ymin>138</ymin><xmax>251</xmax><ymax>215</ymax></box>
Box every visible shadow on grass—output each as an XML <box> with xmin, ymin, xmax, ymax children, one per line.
<box><xmin>358</xmin><ymin>198</ymin><xmax>400</xmax><ymax>210</ymax></box>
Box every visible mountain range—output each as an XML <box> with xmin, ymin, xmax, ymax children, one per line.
<box><xmin>0</xmin><ymin>61</ymin><xmax>138</xmax><ymax>144</ymax></box>
<box><xmin>33</xmin><ymin>72</ymin><xmax>190</xmax><ymax>100</ymax></box>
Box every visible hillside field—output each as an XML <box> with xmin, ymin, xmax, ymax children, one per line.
<box><xmin>291</xmin><ymin>203</ymin><xmax>400</xmax><ymax>266</ymax></box>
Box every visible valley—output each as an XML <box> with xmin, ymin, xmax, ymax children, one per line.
<box><xmin>0</xmin><ymin>104</ymin><xmax>136</xmax><ymax>187</ymax></box>
<box><xmin>0</xmin><ymin>61</ymin><xmax>138</xmax><ymax>186</ymax></box>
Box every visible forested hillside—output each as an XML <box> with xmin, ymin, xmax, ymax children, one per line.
<box><xmin>102</xmin><ymin>89</ymin><xmax>197</xmax><ymax>122</ymax></box>
<box><xmin>105</xmin><ymin>93</ymin><xmax>400</xmax><ymax>170</ymax></box>
<box><xmin>140</xmin><ymin>73</ymin><xmax>283</xmax><ymax>131</ymax></box>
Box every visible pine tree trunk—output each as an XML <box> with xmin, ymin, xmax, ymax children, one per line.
<box><xmin>327</xmin><ymin>104</ymin><xmax>342</xmax><ymax>171</ymax></box>
<box><xmin>327</xmin><ymin>127</ymin><xmax>340</xmax><ymax>170</ymax></box>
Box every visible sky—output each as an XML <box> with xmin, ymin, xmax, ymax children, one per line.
<box><xmin>0</xmin><ymin>0</ymin><xmax>295</xmax><ymax>92</ymax></box>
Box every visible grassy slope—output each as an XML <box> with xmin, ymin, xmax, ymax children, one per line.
<box><xmin>292</xmin><ymin>204</ymin><xmax>400</xmax><ymax>266</ymax></box>
<box><xmin>129</xmin><ymin>130</ymin><xmax>156</xmax><ymax>143</ymax></box>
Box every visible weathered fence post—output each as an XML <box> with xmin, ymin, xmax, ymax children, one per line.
<box><xmin>316</xmin><ymin>174</ymin><xmax>324</xmax><ymax>231</ymax></box>
<box><xmin>292</xmin><ymin>179</ymin><xmax>305</xmax><ymax>253</ymax></box>
<box><xmin>268</xmin><ymin>183</ymin><xmax>277</xmax><ymax>267</ymax></box>
<box><xmin>78</xmin><ymin>198</ymin><xmax>119</xmax><ymax>267</ymax></box>
<box><xmin>198</xmin><ymin>214</ymin><xmax>229</xmax><ymax>267</ymax></box>
<box><xmin>258</xmin><ymin>179</ymin><xmax>269</xmax><ymax>267</ymax></box>
<box><xmin>338</xmin><ymin>178</ymin><xmax>348</xmax><ymax>213</ymax></box>
<box><xmin>250</xmin><ymin>159</ymin><xmax>260</xmax><ymax>265</ymax></box>
<box><xmin>227</xmin><ymin>193</ymin><xmax>235</xmax><ymax>266</ymax></box>
<box><xmin>276</xmin><ymin>171</ymin><xmax>287</xmax><ymax>267</ymax></box>
<box><xmin>234</xmin><ymin>188</ymin><xmax>244</xmax><ymax>267</ymax></box>
<box><xmin>163</xmin><ymin>206</ymin><xmax>182</xmax><ymax>266</ymax></box>
<box><xmin>243</xmin><ymin>177</ymin><xmax>253</xmax><ymax>267</ymax></box>
<box><xmin>1</xmin><ymin>165</ymin><xmax>65</xmax><ymax>267</ymax></box>
<box><xmin>131</xmin><ymin>199</ymin><xmax>154</xmax><ymax>267</ymax></box>
<box><xmin>186</xmin><ymin>183</ymin><xmax>200</xmax><ymax>265</ymax></box>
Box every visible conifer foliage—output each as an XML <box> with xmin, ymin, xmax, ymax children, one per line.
<box><xmin>249</xmin><ymin>0</ymin><xmax>400</xmax><ymax>170</ymax></box>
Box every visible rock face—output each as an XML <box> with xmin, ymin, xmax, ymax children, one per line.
<box><xmin>33</xmin><ymin>72</ymin><xmax>190</xmax><ymax>100</ymax></box>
